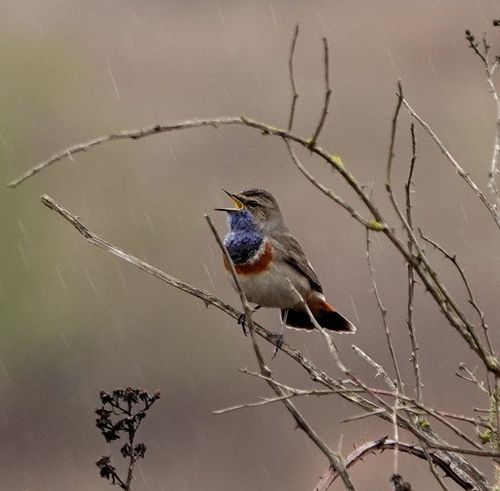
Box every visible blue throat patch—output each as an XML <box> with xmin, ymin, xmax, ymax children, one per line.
<box><xmin>224</xmin><ymin>210</ymin><xmax>264</xmax><ymax>264</ymax></box>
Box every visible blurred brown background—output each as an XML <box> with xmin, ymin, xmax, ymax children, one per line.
<box><xmin>2</xmin><ymin>1</ymin><xmax>500</xmax><ymax>489</ymax></box>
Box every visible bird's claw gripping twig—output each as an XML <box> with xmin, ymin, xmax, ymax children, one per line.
<box><xmin>237</xmin><ymin>305</ymin><xmax>262</xmax><ymax>336</ymax></box>
<box><xmin>270</xmin><ymin>332</ymin><xmax>285</xmax><ymax>359</ymax></box>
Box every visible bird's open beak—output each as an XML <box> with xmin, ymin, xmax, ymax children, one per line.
<box><xmin>214</xmin><ymin>189</ymin><xmax>245</xmax><ymax>212</ymax></box>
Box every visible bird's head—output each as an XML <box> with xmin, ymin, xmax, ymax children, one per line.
<box><xmin>215</xmin><ymin>188</ymin><xmax>285</xmax><ymax>233</ymax></box>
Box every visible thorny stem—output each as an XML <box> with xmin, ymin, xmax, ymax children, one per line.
<box><xmin>315</xmin><ymin>437</ymin><xmax>470</xmax><ymax>491</ymax></box>
<box><xmin>405</xmin><ymin>123</ymin><xmax>424</xmax><ymax>403</ymax></box>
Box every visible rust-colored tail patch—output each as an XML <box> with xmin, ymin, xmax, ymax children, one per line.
<box><xmin>282</xmin><ymin>296</ymin><xmax>356</xmax><ymax>333</ymax></box>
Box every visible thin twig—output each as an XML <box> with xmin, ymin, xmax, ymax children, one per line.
<box><xmin>339</xmin><ymin>408</ymin><xmax>387</xmax><ymax>423</ymax></box>
<box><xmin>365</xmin><ymin>229</ymin><xmax>403</xmax><ymax>389</ymax></box>
<box><xmin>352</xmin><ymin>345</ymin><xmax>396</xmax><ymax>391</ymax></box>
<box><xmin>418</xmin><ymin>228</ymin><xmax>493</xmax><ymax>356</ymax></box>
<box><xmin>287</xmin><ymin>24</ymin><xmax>300</xmax><ymax>131</ymax></box>
<box><xmin>351</xmin><ymin>343</ymin><xmax>401</xmax><ymax>474</ymax></box>
<box><xmin>350</xmin><ymin>347</ymin><xmax>486</xmax><ymax>452</ymax></box>
<box><xmin>456</xmin><ymin>363</ymin><xmax>489</xmax><ymax>394</ymax></box>
<box><xmin>419</xmin><ymin>442</ymin><xmax>451</xmax><ymax>491</ymax></box>
<box><xmin>214</xmin><ymin>388</ymin><xmax>344</xmax><ymax>415</ymax></box>
<box><xmin>309</xmin><ymin>37</ymin><xmax>332</xmax><ymax>148</ymax></box>
<box><xmin>405</xmin><ymin>123</ymin><xmax>424</xmax><ymax>403</ymax></box>
<box><xmin>465</xmin><ymin>30</ymin><xmax>500</xmax><ymax>206</ymax></box>
<box><xmin>394</xmin><ymin>88</ymin><xmax>496</xmax><ymax>378</ymax></box>
<box><xmin>401</xmin><ymin>96</ymin><xmax>500</xmax><ymax>229</ymax></box>
<box><xmin>387</xmin><ymin>85</ymin><xmax>470</xmax><ymax>363</ymax></box>
<box><xmin>285</xmin><ymin>140</ymin><xmax>376</xmax><ymax>229</ymax></box>
<box><xmin>432</xmin><ymin>409</ymin><xmax>492</xmax><ymax>430</ymax></box>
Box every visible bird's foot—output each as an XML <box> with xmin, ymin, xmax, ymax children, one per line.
<box><xmin>237</xmin><ymin>313</ymin><xmax>249</xmax><ymax>336</ymax></box>
<box><xmin>270</xmin><ymin>332</ymin><xmax>284</xmax><ymax>359</ymax></box>
<box><xmin>237</xmin><ymin>305</ymin><xmax>262</xmax><ymax>336</ymax></box>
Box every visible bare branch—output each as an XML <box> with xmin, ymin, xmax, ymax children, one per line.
<box><xmin>314</xmin><ymin>436</ymin><xmax>476</xmax><ymax>491</ymax></box>
<box><xmin>401</xmin><ymin>96</ymin><xmax>500</xmax><ymax>229</ymax></box>
<box><xmin>213</xmin><ymin>388</ymin><xmax>342</xmax><ymax>415</ymax></box>
<box><xmin>384</xmin><ymin>85</ymin><xmax>482</xmax><ymax>370</ymax></box>
<box><xmin>339</xmin><ymin>408</ymin><xmax>387</xmax><ymax>423</ymax></box>
<box><xmin>418</xmin><ymin>228</ymin><xmax>493</xmax><ymax>355</ymax></box>
<box><xmin>465</xmin><ymin>29</ymin><xmax>500</xmax><ymax>204</ymax></box>
<box><xmin>352</xmin><ymin>342</ymin><xmax>400</xmax><ymax>474</ymax></box>
<box><xmin>365</xmin><ymin>229</ymin><xmax>403</xmax><ymax>389</ymax></box>
<box><xmin>456</xmin><ymin>363</ymin><xmax>489</xmax><ymax>394</ymax></box>
<box><xmin>287</xmin><ymin>24</ymin><xmax>300</xmax><ymax>131</ymax></box>
<box><xmin>419</xmin><ymin>442</ymin><xmax>451</xmax><ymax>491</ymax></box>
<box><xmin>352</xmin><ymin>345</ymin><xmax>397</xmax><ymax>392</ymax></box>
<box><xmin>309</xmin><ymin>37</ymin><xmax>332</xmax><ymax>148</ymax></box>
<box><xmin>405</xmin><ymin>123</ymin><xmax>424</xmax><ymax>403</ymax></box>
<box><xmin>383</xmin><ymin>89</ymin><xmax>497</xmax><ymax>374</ymax></box>
<box><xmin>284</xmin><ymin>140</ymin><xmax>376</xmax><ymax>229</ymax></box>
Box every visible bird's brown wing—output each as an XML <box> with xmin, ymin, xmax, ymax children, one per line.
<box><xmin>272</xmin><ymin>232</ymin><xmax>323</xmax><ymax>293</ymax></box>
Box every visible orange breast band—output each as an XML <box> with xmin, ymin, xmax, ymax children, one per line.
<box><xmin>224</xmin><ymin>241</ymin><xmax>273</xmax><ymax>275</ymax></box>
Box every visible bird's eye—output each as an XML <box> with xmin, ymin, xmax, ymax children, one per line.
<box><xmin>246</xmin><ymin>200</ymin><xmax>259</xmax><ymax>208</ymax></box>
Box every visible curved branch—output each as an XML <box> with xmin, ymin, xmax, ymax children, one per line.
<box><xmin>314</xmin><ymin>436</ymin><xmax>475</xmax><ymax>491</ymax></box>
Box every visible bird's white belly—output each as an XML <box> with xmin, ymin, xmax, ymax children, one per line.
<box><xmin>237</xmin><ymin>261</ymin><xmax>310</xmax><ymax>308</ymax></box>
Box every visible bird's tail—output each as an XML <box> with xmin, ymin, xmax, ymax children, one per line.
<box><xmin>281</xmin><ymin>295</ymin><xmax>356</xmax><ymax>333</ymax></box>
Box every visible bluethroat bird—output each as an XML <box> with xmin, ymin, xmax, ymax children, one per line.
<box><xmin>215</xmin><ymin>189</ymin><xmax>356</xmax><ymax>334</ymax></box>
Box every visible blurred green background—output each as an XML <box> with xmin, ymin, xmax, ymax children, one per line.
<box><xmin>1</xmin><ymin>1</ymin><xmax>500</xmax><ymax>489</ymax></box>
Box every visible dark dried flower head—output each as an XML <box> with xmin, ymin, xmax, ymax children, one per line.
<box><xmin>120</xmin><ymin>443</ymin><xmax>132</xmax><ymax>458</ymax></box>
<box><xmin>134</xmin><ymin>443</ymin><xmax>147</xmax><ymax>459</ymax></box>
<box><xmin>391</xmin><ymin>474</ymin><xmax>412</xmax><ymax>491</ymax></box>
<box><xmin>99</xmin><ymin>391</ymin><xmax>114</xmax><ymax>404</ymax></box>
<box><xmin>96</xmin><ymin>456</ymin><xmax>116</xmax><ymax>481</ymax></box>
<box><xmin>124</xmin><ymin>387</ymin><xmax>140</xmax><ymax>404</ymax></box>
<box><xmin>95</xmin><ymin>387</ymin><xmax>161</xmax><ymax>487</ymax></box>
